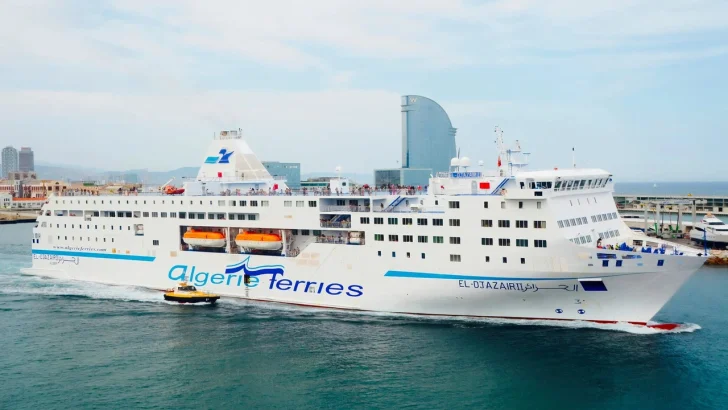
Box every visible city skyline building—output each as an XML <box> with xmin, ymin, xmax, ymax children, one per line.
<box><xmin>19</xmin><ymin>147</ymin><xmax>35</xmax><ymax>172</ymax></box>
<box><xmin>2</xmin><ymin>146</ymin><xmax>19</xmax><ymax>179</ymax></box>
<box><xmin>262</xmin><ymin>161</ymin><xmax>301</xmax><ymax>189</ymax></box>
<box><xmin>374</xmin><ymin>95</ymin><xmax>457</xmax><ymax>187</ymax></box>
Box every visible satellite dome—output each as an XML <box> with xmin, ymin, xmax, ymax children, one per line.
<box><xmin>450</xmin><ymin>158</ymin><xmax>461</xmax><ymax>167</ymax></box>
<box><xmin>461</xmin><ymin>157</ymin><xmax>472</xmax><ymax>167</ymax></box>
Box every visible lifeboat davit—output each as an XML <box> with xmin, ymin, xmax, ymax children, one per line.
<box><xmin>183</xmin><ymin>230</ymin><xmax>226</xmax><ymax>248</ymax></box>
<box><xmin>235</xmin><ymin>232</ymin><xmax>283</xmax><ymax>250</ymax></box>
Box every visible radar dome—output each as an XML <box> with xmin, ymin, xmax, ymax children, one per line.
<box><xmin>450</xmin><ymin>158</ymin><xmax>461</xmax><ymax>167</ymax></box>
<box><xmin>461</xmin><ymin>157</ymin><xmax>471</xmax><ymax>167</ymax></box>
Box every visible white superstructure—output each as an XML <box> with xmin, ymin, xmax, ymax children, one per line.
<box><xmin>23</xmin><ymin>129</ymin><xmax>706</xmax><ymax>325</ymax></box>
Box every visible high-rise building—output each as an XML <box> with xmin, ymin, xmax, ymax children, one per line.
<box><xmin>374</xmin><ymin>95</ymin><xmax>457</xmax><ymax>187</ymax></box>
<box><xmin>262</xmin><ymin>161</ymin><xmax>301</xmax><ymax>189</ymax></box>
<box><xmin>1</xmin><ymin>146</ymin><xmax>19</xmax><ymax>179</ymax></box>
<box><xmin>19</xmin><ymin>147</ymin><xmax>34</xmax><ymax>172</ymax></box>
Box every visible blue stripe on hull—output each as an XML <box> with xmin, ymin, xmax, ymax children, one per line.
<box><xmin>384</xmin><ymin>270</ymin><xmax>646</xmax><ymax>281</ymax></box>
<box><xmin>32</xmin><ymin>249</ymin><xmax>156</xmax><ymax>262</ymax></box>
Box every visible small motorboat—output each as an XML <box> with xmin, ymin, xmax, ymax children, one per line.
<box><xmin>163</xmin><ymin>282</ymin><xmax>220</xmax><ymax>304</ymax></box>
<box><xmin>235</xmin><ymin>232</ymin><xmax>283</xmax><ymax>250</ymax></box>
<box><xmin>183</xmin><ymin>229</ymin><xmax>226</xmax><ymax>248</ymax></box>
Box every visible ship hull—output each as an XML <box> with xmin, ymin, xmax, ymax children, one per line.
<box><xmin>22</xmin><ymin>246</ymin><xmax>704</xmax><ymax>324</ymax></box>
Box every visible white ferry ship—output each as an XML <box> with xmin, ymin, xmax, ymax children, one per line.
<box><xmin>23</xmin><ymin>129</ymin><xmax>706</xmax><ymax>328</ymax></box>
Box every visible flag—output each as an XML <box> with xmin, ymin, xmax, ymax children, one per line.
<box><xmin>497</xmin><ymin>156</ymin><xmax>502</xmax><ymax>167</ymax></box>
<box><xmin>217</xmin><ymin>172</ymin><xmax>222</xmax><ymax>178</ymax></box>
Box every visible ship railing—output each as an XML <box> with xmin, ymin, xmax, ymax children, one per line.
<box><xmin>53</xmin><ymin>187</ymin><xmax>428</xmax><ymax>198</ymax></box>
<box><xmin>315</xmin><ymin>236</ymin><xmax>350</xmax><ymax>245</ymax></box>
<box><xmin>320</xmin><ymin>206</ymin><xmax>370</xmax><ymax>212</ymax></box>
<box><xmin>320</xmin><ymin>221</ymin><xmax>352</xmax><ymax>229</ymax></box>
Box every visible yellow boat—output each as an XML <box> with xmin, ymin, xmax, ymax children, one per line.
<box><xmin>163</xmin><ymin>282</ymin><xmax>220</xmax><ymax>304</ymax></box>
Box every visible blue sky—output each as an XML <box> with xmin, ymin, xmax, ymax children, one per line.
<box><xmin>0</xmin><ymin>0</ymin><xmax>727</xmax><ymax>181</ymax></box>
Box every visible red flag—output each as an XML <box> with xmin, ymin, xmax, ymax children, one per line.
<box><xmin>273</xmin><ymin>184</ymin><xmax>279</xmax><ymax>190</ymax></box>
<box><xmin>217</xmin><ymin>172</ymin><xmax>222</xmax><ymax>178</ymax></box>
<box><xmin>497</xmin><ymin>156</ymin><xmax>502</xmax><ymax>167</ymax></box>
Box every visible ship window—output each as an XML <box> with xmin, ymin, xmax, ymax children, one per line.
<box><xmin>388</xmin><ymin>218</ymin><xmax>398</xmax><ymax>225</ymax></box>
<box><xmin>658</xmin><ymin>260</ymin><xmax>665</xmax><ymax>267</ymax></box>
<box><xmin>388</xmin><ymin>235</ymin><xmax>399</xmax><ymax>242</ymax></box>
<box><xmin>284</xmin><ymin>201</ymin><xmax>292</xmax><ymax>207</ymax></box>
<box><xmin>153</xmin><ymin>240</ymin><xmax>159</xmax><ymax>246</ymax></box>
<box><xmin>151</xmin><ymin>212</ymin><xmax>158</xmax><ymax>218</ymax></box>
<box><xmin>498</xmin><ymin>220</ymin><xmax>510</xmax><ymax>228</ymax></box>
<box><xmin>218</xmin><ymin>200</ymin><xmax>225</xmax><ymax>206</ymax></box>
<box><xmin>616</xmin><ymin>260</ymin><xmax>623</xmax><ymax>267</ymax></box>
<box><xmin>374</xmin><ymin>234</ymin><xmax>383</xmax><ymax>241</ymax></box>
<box><xmin>503</xmin><ymin>257</ymin><xmax>507</xmax><ymax>263</ymax></box>
<box><xmin>240</xmin><ymin>201</ymin><xmax>247</xmax><ymax>206</ymax></box>
<box><xmin>448</xmin><ymin>201</ymin><xmax>460</xmax><ymax>209</ymax></box>
<box><xmin>237</xmin><ymin>214</ymin><xmax>245</xmax><ymax>220</ymax></box>
<box><xmin>403</xmin><ymin>218</ymin><xmax>413</xmax><ymax>225</ymax></box>
<box><xmin>229</xmin><ymin>200</ymin><xmax>236</xmax><ymax>206</ymax></box>
<box><xmin>250</xmin><ymin>201</ymin><xmax>258</xmax><ymax>207</ymax></box>
<box><xmin>449</xmin><ymin>219</ymin><xmax>460</xmax><ymax>227</ymax></box>
<box><xmin>519</xmin><ymin>201</ymin><xmax>523</xmax><ymax>209</ymax></box>
<box><xmin>602</xmin><ymin>260</ymin><xmax>609</xmax><ymax>267</ymax></box>
<box><xmin>498</xmin><ymin>238</ymin><xmax>511</xmax><ymax>246</ymax></box>
<box><xmin>378</xmin><ymin>251</ymin><xmax>381</xmax><ymax>256</ymax></box>
<box><xmin>484</xmin><ymin>201</ymin><xmax>489</xmax><ymax>209</ymax></box>
<box><xmin>422</xmin><ymin>253</ymin><xmax>426</xmax><ymax>259</ymax></box>
<box><xmin>501</xmin><ymin>202</ymin><xmax>506</xmax><ymax>209</ymax></box>
<box><xmin>179</xmin><ymin>212</ymin><xmax>186</xmax><ymax>219</ymax></box>
<box><xmin>418</xmin><ymin>236</ymin><xmax>428</xmax><ymax>243</ymax></box>
<box><xmin>433</xmin><ymin>219</ymin><xmax>444</xmax><ymax>226</ymax></box>
<box><xmin>403</xmin><ymin>235</ymin><xmax>413</xmax><ymax>243</ymax></box>
<box><xmin>361</xmin><ymin>217</ymin><xmax>370</xmax><ymax>224</ymax></box>
<box><xmin>433</xmin><ymin>236</ymin><xmax>444</xmax><ymax>244</ymax></box>
<box><xmin>516</xmin><ymin>239</ymin><xmax>528</xmax><ymax>247</ymax></box>
<box><xmin>450</xmin><ymin>254</ymin><xmax>461</xmax><ymax>262</ymax></box>
<box><xmin>392</xmin><ymin>252</ymin><xmax>396</xmax><ymax>257</ymax></box>
<box><xmin>521</xmin><ymin>258</ymin><xmax>526</xmax><ymax>264</ymax></box>
<box><xmin>247</xmin><ymin>214</ymin><xmax>257</xmax><ymax>220</ymax></box>
<box><xmin>485</xmin><ymin>256</ymin><xmax>490</xmax><ymax>262</ymax></box>
<box><xmin>406</xmin><ymin>252</ymin><xmax>410</xmax><ymax>258</ymax></box>
<box><xmin>534</xmin><ymin>221</ymin><xmax>546</xmax><ymax>229</ymax></box>
<box><xmin>161</xmin><ymin>212</ymin><xmax>168</xmax><ymax>218</ymax></box>
<box><xmin>417</xmin><ymin>218</ymin><xmax>427</xmax><ymax>226</ymax></box>
<box><xmin>516</xmin><ymin>220</ymin><xmax>528</xmax><ymax>228</ymax></box>
<box><xmin>262</xmin><ymin>201</ymin><xmax>269</xmax><ymax>207</ymax></box>
<box><xmin>188</xmin><ymin>213</ymin><xmax>196</xmax><ymax>220</ymax></box>
<box><xmin>374</xmin><ymin>218</ymin><xmax>383</xmax><ymax>225</ymax></box>
<box><xmin>301</xmin><ymin>230</ymin><xmax>310</xmax><ymax>236</ymax></box>
<box><xmin>308</xmin><ymin>201</ymin><xmax>317</xmax><ymax>207</ymax></box>
<box><xmin>482</xmin><ymin>219</ymin><xmax>493</xmax><ymax>227</ymax></box>
<box><xmin>482</xmin><ymin>238</ymin><xmax>493</xmax><ymax>246</ymax></box>
<box><xmin>534</xmin><ymin>240</ymin><xmax>547</xmax><ymax>248</ymax></box>
<box><xmin>449</xmin><ymin>237</ymin><xmax>461</xmax><ymax>244</ymax></box>
<box><xmin>198</xmin><ymin>213</ymin><xmax>205</xmax><ymax>219</ymax></box>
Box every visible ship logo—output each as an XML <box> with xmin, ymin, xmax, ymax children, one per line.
<box><xmin>225</xmin><ymin>256</ymin><xmax>284</xmax><ymax>277</ymax></box>
<box><xmin>204</xmin><ymin>148</ymin><xmax>234</xmax><ymax>164</ymax></box>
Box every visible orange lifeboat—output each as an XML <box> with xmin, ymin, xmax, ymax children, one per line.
<box><xmin>183</xmin><ymin>229</ymin><xmax>226</xmax><ymax>248</ymax></box>
<box><xmin>165</xmin><ymin>185</ymin><xmax>185</xmax><ymax>195</ymax></box>
<box><xmin>235</xmin><ymin>232</ymin><xmax>283</xmax><ymax>251</ymax></box>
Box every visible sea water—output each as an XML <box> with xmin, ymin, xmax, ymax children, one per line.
<box><xmin>1</xmin><ymin>223</ymin><xmax>728</xmax><ymax>409</ymax></box>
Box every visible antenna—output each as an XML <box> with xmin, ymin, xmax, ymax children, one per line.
<box><xmin>572</xmin><ymin>147</ymin><xmax>576</xmax><ymax>168</ymax></box>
